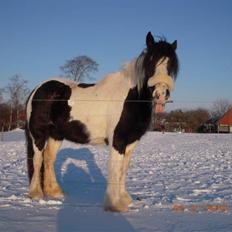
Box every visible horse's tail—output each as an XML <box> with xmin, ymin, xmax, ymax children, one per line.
<box><xmin>25</xmin><ymin>121</ymin><xmax>34</xmax><ymax>183</ymax></box>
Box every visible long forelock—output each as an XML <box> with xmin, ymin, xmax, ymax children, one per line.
<box><xmin>122</xmin><ymin>51</ymin><xmax>146</xmax><ymax>91</ymax></box>
<box><xmin>169</xmin><ymin>53</ymin><xmax>179</xmax><ymax>80</ymax></box>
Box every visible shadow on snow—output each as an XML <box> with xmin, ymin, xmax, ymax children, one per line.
<box><xmin>55</xmin><ymin>147</ymin><xmax>137</xmax><ymax>232</ymax></box>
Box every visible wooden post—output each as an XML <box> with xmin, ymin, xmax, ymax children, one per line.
<box><xmin>8</xmin><ymin>104</ymin><xmax>13</xmax><ymax>131</ymax></box>
<box><xmin>0</xmin><ymin>124</ymin><xmax>4</xmax><ymax>141</ymax></box>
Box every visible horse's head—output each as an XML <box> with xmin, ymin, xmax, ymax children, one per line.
<box><xmin>144</xmin><ymin>32</ymin><xmax>179</xmax><ymax>113</ymax></box>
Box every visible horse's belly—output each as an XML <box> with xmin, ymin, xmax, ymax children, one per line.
<box><xmin>88</xmin><ymin>116</ymin><xmax>107</xmax><ymax>141</ymax></box>
<box><xmin>89</xmin><ymin>137</ymin><xmax>105</xmax><ymax>144</ymax></box>
<box><xmin>73</xmin><ymin>115</ymin><xmax>107</xmax><ymax>144</ymax></box>
<box><xmin>69</xmin><ymin>97</ymin><xmax>108</xmax><ymax>144</ymax></box>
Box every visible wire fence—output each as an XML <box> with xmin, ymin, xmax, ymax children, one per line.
<box><xmin>30</xmin><ymin>98</ymin><xmax>222</xmax><ymax>104</ymax></box>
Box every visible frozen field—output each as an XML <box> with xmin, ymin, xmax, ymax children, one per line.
<box><xmin>0</xmin><ymin>129</ymin><xmax>232</xmax><ymax>231</ymax></box>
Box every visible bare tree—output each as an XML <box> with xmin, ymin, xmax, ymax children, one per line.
<box><xmin>0</xmin><ymin>89</ymin><xmax>5</xmax><ymax>135</ymax></box>
<box><xmin>210</xmin><ymin>99</ymin><xmax>232</xmax><ymax>120</ymax></box>
<box><xmin>0</xmin><ymin>103</ymin><xmax>10</xmax><ymax>133</ymax></box>
<box><xmin>6</xmin><ymin>74</ymin><xmax>30</xmax><ymax>129</ymax></box>
<box><xmin>60</xmin><ymin>55</ymin><xmax>98</xmax><ymax>82</ymax></box>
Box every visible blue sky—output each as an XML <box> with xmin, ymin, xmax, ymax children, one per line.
<box><xmin>0</xmin><ymin>0</ymin><xmax>232</xmax><ymax>110</ymax></box>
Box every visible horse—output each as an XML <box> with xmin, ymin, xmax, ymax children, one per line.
<box><xmin>25</xmin><ymin>32</ymin><xmax>179</xmax><ymax>212</ymax></box>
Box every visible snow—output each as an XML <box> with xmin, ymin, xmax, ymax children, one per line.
<box><xmin>1</xmin><ymin>130</ymin><xmax>232</xmax><ymax>231</ymax></box>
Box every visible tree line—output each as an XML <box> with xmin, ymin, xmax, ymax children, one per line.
<box><xmin>153</xmin><ymin>99</ymin><xmax>232</xmax><ymax>133</ymax></box>
<box><xmin>0</xmin><ymin>74</ymin><xmax>29</xmax><ymax>131</ymax></box>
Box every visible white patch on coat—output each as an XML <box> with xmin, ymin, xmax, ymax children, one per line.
<box><xmin>147</xmin><ymin>58</ymin><xmax>174</xmax><ymax>98</ymax></box>
<box><xmin>26</xmin><ymin>89</ymin><xmax>37</xmax><ymax>122</ymax></box>
<box><xmin>68</xmin><ymin>72</ymin><xmax>131</xmax><ymax>144</ymax></box>
<box><xmin>154</xmin><ymin>57</ymin><xmax>169</xmax><ymax>76</ymax></box>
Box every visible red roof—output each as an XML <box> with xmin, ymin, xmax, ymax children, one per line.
<box><xmin>219</xmin><ymin>108</ymin><xmax>232</xmax><ymax>125</ymax></box>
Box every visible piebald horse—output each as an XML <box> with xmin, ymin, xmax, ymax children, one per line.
<box><xmin>25</xmin><ymin>32</ymin><xmax>179</xmax><ymax>212</ymax></box>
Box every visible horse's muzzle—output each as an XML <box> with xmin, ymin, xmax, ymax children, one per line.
<box><xmin>153</xmin><ymin>86</ymin><xmax>170</xmax><ymax>113</ymax></box>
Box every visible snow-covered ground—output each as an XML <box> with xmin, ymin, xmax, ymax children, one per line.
<box><xmin>1</xmin><ymin>130</ymin><xmax>232</xmax><ymax>231</ymax></box>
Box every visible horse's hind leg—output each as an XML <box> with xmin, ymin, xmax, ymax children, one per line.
<box><xmin>29</xmin><ymin>145</ymin><xmax>44</xmax><ymax>199</ymax></box>
<box><xmin>43</xmin><ymin>137</ymin><xmax>64</xmax><ymax>198</ymax></box>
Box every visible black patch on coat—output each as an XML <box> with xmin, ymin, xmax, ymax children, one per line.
<box><xmin>50</xmin><ymin>120</ymin><xmax>90</xmax><ymax>144</ymax></box>
<box><xmin>113</xmin><ymin>86</ymin><xmax>153</xmax><ymax>154</ymax></box>
<box><xmin>78</xmin><ymin>83</ymin><xmax>95</xmax><ymax>88</ymax></box>
<box><xmin>28</xmin><ymin>80</ymin><xmax>90</xmax><ymax>151</ymax></box>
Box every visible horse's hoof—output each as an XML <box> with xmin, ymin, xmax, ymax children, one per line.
<box><xmin>46</xmin><ymin>192</ymin><xmax>64</xmax><ymax>200</ymax></box>
<box><xmin>29</xmin><ymin>189</ymin><xmax>44</xmax><ymax>200</ymax></box>
<box><xmin>104</xmin><ymin>198</ymin><xmax>129</xmax><ymax>212</ymax></box>
<box><xmin>120</xmin><ymin>192</ymin><xmax>133</xmax><ymax>206</ymax></box>
<box><xmin>44</xmin><ymin>187</ymin><xmax>64</xmax><ymax>199</ymax></box>
<box><xmin>104</xmin><ymin>204</ymin><xmax>129</xmax><ymax>212</ymax></box>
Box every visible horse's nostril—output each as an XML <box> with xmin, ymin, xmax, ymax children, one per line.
<box><xmin>155</xmin><ymin>93</ymin><xmax>160</xmax><ymax>100</ymax></box>
<box><xmin>166</xmin><ymin>89</ymin><xmax>170</xmax><ymax>99</ymax></box>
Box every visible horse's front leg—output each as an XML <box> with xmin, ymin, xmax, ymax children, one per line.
<box><xmin>104</xmin><ymin>148</ymin><xmax>128</xmax><ymax>212</ymax></box>
<box><xmin>120</xmin><ymin>142</ymin><xmax>137</xmax><ymax>207</ymax></box>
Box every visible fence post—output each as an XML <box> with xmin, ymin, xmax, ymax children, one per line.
<box><xmin>0</xmin><ymin>125</ymin><xmax>4</xmax><ymax>141</ymax></box>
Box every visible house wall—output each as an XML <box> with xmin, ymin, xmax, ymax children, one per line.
<box><xmin>218</xmin><ymin>124</ymin><xmax>230</xmax><ymax>133</ymax></box>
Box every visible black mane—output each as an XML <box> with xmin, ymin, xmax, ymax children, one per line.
<box><xmin>152</xmin><ymin>40</ymin><xmax>179</xmax><ymax>79</ymax></box>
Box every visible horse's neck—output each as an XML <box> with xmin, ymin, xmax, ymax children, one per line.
<box><xmin>74</xmin><ymin>71</ymin><xmax>151</xmax><ymax>102</ymax></box>
<box><xmin>96</xmin><ymin>71</ymin><xmax>152</xmax><ymax>101</ymax></box>
<box><xmin>93</xmin><ymin>72</ymin><xmax>132</xmax><ymax>100</ymax></box>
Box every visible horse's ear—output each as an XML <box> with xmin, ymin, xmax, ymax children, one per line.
<box><xmin>172</xmin><ymin>40</ymin><xmax>177</xmax><ymax>50</ymax></box>
<box><xmin>146</xmin><ymin>32</ymin><xmax>155</xmax><ymax>50</ymax></box>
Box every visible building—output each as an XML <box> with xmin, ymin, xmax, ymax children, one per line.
<box><xmin>218</xmin><ymin>108</ymin><xmax>232</xmax><ymax>133</ymax></box>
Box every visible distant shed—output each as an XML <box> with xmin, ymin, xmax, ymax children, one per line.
<box><xmin>218</xmin><ymin>108</ymin><xmax>232</xmax><ymax>133</ymax></box>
